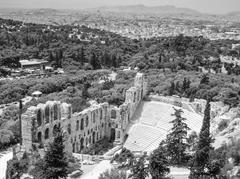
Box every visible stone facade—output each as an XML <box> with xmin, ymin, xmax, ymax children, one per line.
<box><xmin>21</xmin><ymin>73</ymin><xmax>147</xmax><ymax>154</ymax></box>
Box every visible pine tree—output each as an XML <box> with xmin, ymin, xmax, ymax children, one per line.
<box><xmin>111</xmin><ymin>55</ymin><xmax>118</xmax><ymax>68</ymax></box>
<box><xmin>169</xmin><ymin>81</ymin><xmax>175</xmax><ymax>96</ymax></box>
<box><xmin>189</xmin><ymin>99</ymin><xmax>212</xmax><ymax>179</ymax></box>
<box><xmin>165</xmin><ymin>108</ymin><xmax>190</xmax><ymax>166</ymax></box>
<box><xmin>200</xmin><ymin>74</ymin><xmax>209</xmax><ymax>85</ymax></box>
<box><xmin>90</xmin><ymin>53</ymin><xmax>101</xmax><ymax>70</ymax></box>
<box><xmin>129</xmin><ymin>152</ymin><xmax>149</xmax><ymax>179</ymax></box>
<box><xmin>149</xmin><ymin>143</ymin><xmax>170</xmax><ymax>179</ymax></box>
<box><xmin>43</xmin><ymin>126</ymin><xmax>68</xmax><ymax>179</ymax></box>
<box><xmin>80</xmin><ymin>46</ymin><xmax>86</xmax><ymax>64</ymax></box>
<box><xmin>182</xmin><ymin>77</ymin><xmax>187</xmax><ymax>92</ymax></box>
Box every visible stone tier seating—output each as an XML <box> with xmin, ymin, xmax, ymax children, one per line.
<box><xmin>124</xmin><ymin>100</ymin><xmax>203</xmax><ymax>153</ymax></box>
<box><xmin>124</xmin><ymin>124</ymin><xmax>165</xmax><ymax>153</ymax></box>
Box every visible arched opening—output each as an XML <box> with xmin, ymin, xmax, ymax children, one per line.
<box><xmin>110</xmin><ymin>128</ymin><xmax>115</xmax><ymax>142</ymax></box>
<box><xmin>53</xmin><ymin>124</ymin><xmax>59</xmax><ymax>136</ymax></box>
<box><xmin>68</xmin><ymin>124</ymin><xmax>71</xmax><ymax>134</ymax></box>
<box><xmin>89</xmin><ymin>136</ymin><xmax>91</xmax><ymax>144</ymax></box>
<box><xmin>93</xmin><ymin>112</ymin><xmax>96</xmax><ymax>123</ymax></box>
<box><xmin>80</xmin><ymin>138</ymin><xmax>84</xmax><ymax>151</ymax></box>
<box><xmin>111</xmin><ymin>110</ymin><xmax>117</xmax><ymax>119</ymax></box>
<box><xmin>92</xmin><ymin>132</ymin><xmax>96</xmax><ymax>144</ymax></box>
<box><xmin>117</xmin><ymin>131</ymin><xmax>121</xmax><ymax>139</ymax></box>
<box><xmin>81</xmin><ymin>118</ymin><xmax>84</xmax><ymax>130</ymax></box>
<box><xmin>85</xmin><ymin>138</ymin><xmax>88</xmax><ymax>146</ymax></box>
<box><xmin>76</xmin><ymin>142</ymin><xmax>79</xmax><ymax>152</ymax></box>
<box><xmin>76</xmin><ymin>120</ymin><xmax>79</xmax><ymax>131</ymax></box>
<box><xmin>45</xmin><ymin>106</ymin><xmax>50</xmax><ymax>124</ymax></box>
<box><xmin>53</xmin><ymin>104</ymin><xmax>58</xmax><ymax>121</ymax></box>
<box><xmin>37</xmin><ymin>132</ymin><xmax>42</xmax><ymax>143</ymax></box>
<box><xmin>45</xmin><ymin>128</ymin><xmax>49</xmax><ymax>139</ymax></box>
<box><xmin>72</xmin><ymin>143</ymin><xmax>75</xmax><ymax>153</ymax></box>
<box><xmin>37</xmin><ymin>109</ymin><xmax>42</xmax><ymax>127</ymax></box>
<box><xmin>68</xmin><ymin>106</ymin><xmax>72</xmax><ymax>119</ymax></box>
<box><xmin>85</xmin><ymin>116</ymin><xmax>89</xmax><ymax>127</ymax></box>
<box><xmin>100</xmin><ymin>109</ymin><xmax>103</xmax><ymax>120</ymax></box>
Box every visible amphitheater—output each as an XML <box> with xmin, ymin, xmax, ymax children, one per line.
<box><xmin>20</xmin><ymin>72</ymin><xmax>205</xmax><ymax>156</ymax></box>
<box><xmin>124</xmin><ymin>96</ymin><xmax>203</xmax><ymax>153</ymax></box>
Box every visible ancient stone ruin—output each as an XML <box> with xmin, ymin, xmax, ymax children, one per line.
<box><xmin>21</xmin><ymin>73</ymin><xmax>147</xmax><ymax>154</ymax></box>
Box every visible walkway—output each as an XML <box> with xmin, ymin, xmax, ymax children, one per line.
<box><xmin>80</xmin><ymin>160</ymin><xmax>112</xmax><ymax>179</ymax></box>
<box><xmin>0</xmin><ymin>150</ymin><xmax>13</xmax><ymax>179</ymax></box>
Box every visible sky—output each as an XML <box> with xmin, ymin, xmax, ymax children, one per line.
<box><xmin>0</xmin><ymin>0</ymin><xmax>240</xmax><ymax>14</ymax></box>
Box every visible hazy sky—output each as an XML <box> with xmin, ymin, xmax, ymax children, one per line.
<box><xmin>1</xmin><ymin>0</ymin><xmax>240</xmax><ymax>14</ymax></box>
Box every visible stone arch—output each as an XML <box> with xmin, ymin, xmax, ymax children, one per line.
<box><xmin>50</xmin><ymin>106</ymin><xmax>54</xmax><ymax>121</ymax></box>
<box><xmin>117</xmin><ymin>131</ymin><xmax>121</xmax><ymax>139</ymax></box>
<box><xmin>53</xmin><ymin>124</ymin><xmax>58</xmax><ymax>136</ymax></box>
<box><xmin>76</xmin><ymin>120</ymin><xmax>79</xmax><ymax>131</ymax></box>
<box><xmin>68</xmin><ymin>124</ymin><xmax>71</xmax><ymax>134</ymax></box>
<box><xmin>45</xmin><ymin>128</ymin><xmax>49</xmax><ymax>139</ymax></box>
<box><xmin>85</xmin><ymin>137</ymin><xmax>88</xmax><ymax>146</ymax></box>
<box><xmin>37</xmin><ymin>109</ymin><xmax>42</xmax><ymax>127</ymax></box>
<box><xmin>68</xmin><ymin>106</ymin><xmax>72</xmax><ymax>119</ymax></box>
<box><xmin>85</xmin><ymin>116</ymin><xmax>89</xmax><ymax>127</ymax></box>
<box><xmin>37</xmin><ymin>131</ymin><xmax>42</xmax><ymax>143</ymax></box>
<box><xmin>80</xmin><ymin>138</ymin><xmax>84</xmax><ymax>151</ymax></box>
<box><xmin>72</xmin><ymin>143</ymin><xmax>75</xmax><ymax>153</ymax></box>
<box><xmin>111</xmin><ymin>110</ymin><xmax>117</xmax><ymax>119</ymax></box>
<box><xmin>45</xmin><ymin>105</ymin><xmax>50</xmax><ymax>124</ymax></box>
<box><xmin>81</xmin><ymin>118</ymin><xmax>84</xmax><ymax>130</ymax></box>
<box><xmin>93</xmin><ymin>112</ymin><xmax>96</xmax><ymax>123</ymax></box>
<box><xmin>110</xmin><ymin>128</ymin><xmax>115</xmax><ymax>142</ymax></box>
<box><xmin>53</xmin><ymin>104</ymin><xmax>58</xmax><ymax>121</ymax></box>
<box><xmin>89</xmin><ymin>136</ymin><xmax>91</xmax><ymax>144</ymax></box>
<box><xmin>92</xmin><ymin>131</ymin><xmax>96</xmax><ymax>144</ymax></box>
<box><xmin>100</xmin><ymin>109</ymin><xmax>103</xmax><ymax>120</ymax></box>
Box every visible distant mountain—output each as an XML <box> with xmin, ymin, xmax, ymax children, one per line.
<box><xmin>93</xmin><ymin>4</ymin><xmax>201</xmax><ymax>16</ymax></box>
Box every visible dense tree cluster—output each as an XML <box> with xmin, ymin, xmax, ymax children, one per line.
<box><xmin>145</xmin><ymin>69</ymin><xmax>240</xmax><ymax>106</ymax></box>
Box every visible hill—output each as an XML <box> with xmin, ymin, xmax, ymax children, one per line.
<box><xmin>95</xmin><ymin>4</ymin><xmax>201</xmax><ymax>16</ymax></box>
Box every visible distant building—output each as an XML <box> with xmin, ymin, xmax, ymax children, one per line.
<box><xmin>20</xmin><ymin>59</ymin><xmax>49</xmax><ymax>69</ymax></box>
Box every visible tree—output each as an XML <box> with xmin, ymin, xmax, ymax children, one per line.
<box><xmin>165</xmin><ymin>108</ymin><xmax>190</xmax><ymax>166</ymax></box>
<box><xmin>200</xmin><ymin>74</ymin><xmax>209</xmax><ymax>85</ymax></box>
<box><xmin>6</xmin><ymin>152</ymin><xmax>29</xmax><ymax>179</ymax></box>
<box><xmin>189</xmin><ymin>99</ymin><xmax>213</xmax><ymax>179</ymax></box>
<box><xmin>149</xmin><ymin>143</ymin><xmax>170</xmax><ymax>179</ymax></box>
<box><xmin>129</xmin><ymin>152</ymin><xmax>149</xmax><ymax>179</ymax></box>
<box><xmin>98</xmin><ymin>168</ymin><xmax>127</xmax><ymax>179</ymax></box>
<box><xmin>111</xmin><ymin>148</ymin><xmax>134</xmax><ymax>169</ymax></box>
<box><xmin>33</xmin><ymin>126</ymin><xmax>68</xmax><ymax>179</ymax></box>
<box><xmin>90</xmin><ymin>53</ymin><xmax>101</xmax><ymax>70</ymax></box>
<box><xmin>169</xmin><ymin>81</ymin><xmax>175</xmax><ymax>96</ymax></box>
<box><xmin>79</xmin><ymin>46</ymin><xmax>86</xmax><ymax>64</ymax></box>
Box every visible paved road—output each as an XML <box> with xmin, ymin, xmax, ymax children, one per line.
<box><xmin>0</xmin><ymin>150</ymin><xmax>13</xmax><ymax>179</ymax></box>
<box><xmin>80</xmin><ymin>160</ymin><xmax>112</xmax><ymax>179</ymax></box>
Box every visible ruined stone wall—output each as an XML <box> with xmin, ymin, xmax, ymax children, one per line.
<box><xmin>110</xmin><ymin>73</ymin><xmax>147</xmax><ymax>144</ymax></box>
<box><xmin>22</xmin><ymin>101</ymin><xmax>110</xmax><ymax>154</ymax></box>
<box><xmin>22</xmin><ymin>101</ymin><xmax>73</xmax><ymax>153</ymax></box>
<box><xmin>21</xmin><ymin>72</ymin><xmax>148</xmax><ymax>154</ymax></box>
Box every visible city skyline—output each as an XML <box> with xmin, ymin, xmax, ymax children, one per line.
<box><xmin>0</xmin><ymin>0</ymin><xmax>240</xmax><ymax>14</ymax></box>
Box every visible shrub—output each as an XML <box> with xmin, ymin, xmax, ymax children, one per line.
<box><xmin>218</xmin><ymin>119</ymin><xmax>229</xmax><ymax>132</ymax></box>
